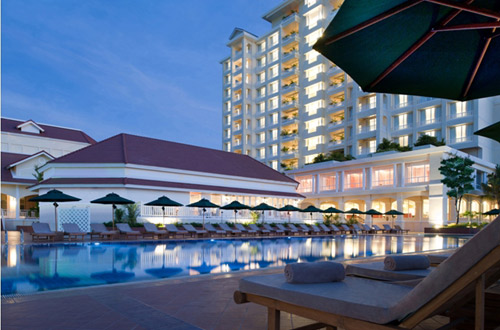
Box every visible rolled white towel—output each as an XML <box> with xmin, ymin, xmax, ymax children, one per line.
<box><xmin>384</xmin><ymin>255</ymin><xmax>430</xmax><ymax>271</ymax></box>
<box><xmin>284</xmin><ymin>261</ymin><xmax>345</xmax><ymax>284</ymax></box>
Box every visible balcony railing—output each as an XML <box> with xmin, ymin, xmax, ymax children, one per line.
<box><xmin>358</xmin><ymin>126</ymin><xmax>377</xmax><ymax>134</ymax></box>
<box><xmin>449</xmin><ymin>136</ymin><xmax>472</xmax><ymax>144</ymax></box>
<box><xmin>449</xmin><ymin>111</ymin><xmax>473</xmax><ymax>119</ymax></box>
<box><xmin>281</xmin><ymin>12</ymin><xmax>298</xmax><ymax>26</ymax></box>
<box><xmin>421</xmin><ymin>118</ymin><xmax>437</xmax><ymax>125</ymax></box>
<box><xmin>372</xmin><ymin>179</ymin><xmax>394</xmax><ymax>187</ymax></box>
<box><xmin>394</xmin><ymin>124</ymin><xmax>409</xmax><ymax>131</ymax></box>
<box><xmin>406</xmin><ymin>176</ymin><xmax>428</xmax><ymax>184</ymax></box>
<box><xmin>358</xmin><ymin>104</ymin><xmax>377</xmax><ymax>112</ymax></box>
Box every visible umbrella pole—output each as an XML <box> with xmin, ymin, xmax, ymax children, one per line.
<box><xmin>112</xmin><ymin>204</ymin><xmax>115</xmax><ymax>231</ymax></box>
<box><xmin>162</xmin><ymin>206</ymin><xmax>165</xmax><ymax>227</ymax></box>
<box><xmin>262</xmin><ymin>211</ymin><xmax>265</xmax><ymax>224</ymax></box>
<box><xmin>202</xmin><ymin>208</ymin><xmax>205</xmax><ymax>230</ymax></box>
<box><xmin>288</xmin><ymin>211</ymin><xmax>291</xmax><ymax>224</ymax></box>
<box><xmin>234</xmin><ymin>210</ymin><xmax>237</xmax><ymax>224</ymax></box>
<box><xmin>53</xmin><ymin>202</ymin><xmax>58</xmax><ymax>232</ymax></box>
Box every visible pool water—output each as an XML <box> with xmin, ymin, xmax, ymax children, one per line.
<box><xmin>1</xmin><ymin>234</ymin><xmax>468</xmax><ymax>295</ymax></box>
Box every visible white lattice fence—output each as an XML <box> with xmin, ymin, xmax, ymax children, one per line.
<box><xmin>58</xmin><ymin>207</ymin><xmax>91</xmax><ymax>232</ymax></box>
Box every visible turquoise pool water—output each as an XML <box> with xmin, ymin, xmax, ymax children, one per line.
<box><xmin>1</xmin><ymin>234</ymin><xmax>468</xmax><ymax>295</ymax></box>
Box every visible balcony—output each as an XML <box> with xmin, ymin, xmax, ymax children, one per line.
<box><xmin>358</xmin><ymin>104</ymin><xmax>377</xmax><ymax>112</ymax></box>
<box><xmin>420</xmin><ymin>118</ymin><xmax>438</xmax><ymax>126</ymax></box>
<box><xmin>281</xmin><ymin>149</ymin><xmax>299</xmax><ymax>159</ymax></box>
<box><xmin>449</xmin><ymin>136</ymin><xmax>472</xmax><ymax>144</ymax></box>
<box><xmin>393</xmin><ymin>124</ymin><xmax>409</xmax><ymax>131</ymax></box>
<box><xmin>327</xmin><ymin>81</ymin><xmax>345</xmax><ymax>94</ymax></box>
<box><xmin>233</xmin><ymin>94</ymin><xmax>243</xmax><ymax>103</ymax></box>
<box><xmin>282</xmin><ymin>33</ymin><xmax>299</xmax><ymax>47</ymax></box>
<box><xmin>234</xmin><ymin>50</ymin><xmax>243</xmax><ymax>59</ymax></box>
<box><xmin>282</xmin><ymin>83</ymin><xmax>299</xmax><ymax>95</ymax></box>
<box><xmin>281</xmin><ymin>12</ymin><xmax>299</xmax><ymax>27</ymax></box>
<box><xmin>281</xmin><ymin>100</ymin><xmax>298</xmax><ymax>111</ymax></box>
<box><xmin>328</xmin><ymin>139</ymin><xmax>345</xmax><ymax>148</ymax></box>
<box><xmin>233</xmin><ymin>64</ymin><xmax>242</xmax><ymax>74</ymax></box>
<box><xmin>282</xmin><ymin>49</ymin><xmax>298</xmax><ymax>61</ymax></box>
<box><xmin>280</xmin><ymin>133</ymin><xmax>299</xmax><ymax>142</ymax></box>
<box><xmin>327</xmin><ymin>101</ymin><xmax>345</xmax><ymax>112</ymax></box>
<box><xmin>327</xmin><ymin>120</ymin><xmax>344</xmax><ymax>130</ymax></box>
<box><xmin>282</xmin><ymin>116</ymin><xmax>299</xmax><ymax>126</ymax></box>
<box><xmin>357</xmin><ymin>126</ymin><xmax>377</xmax><ymax>134</ymax></box>
<box><xmin>282</xmin><ymin>66</ymin><xmax>298</xmax><ymax>78</ymax></box>
<box><xmin>448</xmin><ymin>111</ymin><xmax>473</xmax><ymax>120</ymax></box>
<box><xmin>327</xmin><ymin>65</ymin><xmax>341</xmax><ymax>75</ymax></box>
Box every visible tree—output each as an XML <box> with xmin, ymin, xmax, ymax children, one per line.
<box><xmin>125</xmin><ymin>203</ymin><xmax>140</xmax><ymax>226</ymax></box>
<box><xmin>32</xmin><ymin>165</ymin><xmax>44</xmax><ymax>182</ymax></box>
<box><xmin>439</xmin><ymin>155</ymin><xmax>475</xmax><ymax>224</ymax></box>
<box><xmin>376</xmin><ymin>138</ymin><xmax>412</xmax><ymax>153</ymax></box>
<box><xmin>482</xmin><ymin>165</ymin><xmax>500</xmax><ymax>206</ymax></box>
<box><xmin>415</xmin><ymin>134</ymin><xmax>445</xmax><ymax>147</ymax></box>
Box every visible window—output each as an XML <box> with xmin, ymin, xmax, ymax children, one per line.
<box><xmin>406</xmin><ymin>163</ymin><xmax>430</xmax><ymax>184</ymax></box>
<box><xmin>449</xmin><ymin>101</ymin><xmax>469</xmax><ymax>119</ymax></box>
<box><xmin>305</xmin><ymin>29</ymin><xmax>323</xmax><ymax>46</ymax></box>
<box><xmin>305</xmin><ymin>50</ymin><xmax>319</xmax><ymax>64</ymax></box>
<box><xmin>270</xmin><ymin>144</ymin><xmax>278</xmax><ymax>156</ymax></box>
<box><xmin>270</xmin><ymin>160</ymin><xmax>278</xmax><ymax>170</ymax></box>
<box><xmin>304</xmin><ymin>100</ymin><xmax>324</xmax><ymax>115</ymax></box>
<box><xmin>449</xmin><ymin>124</ymin><xmax>471</xmax><ymax>143</ymax></box>
<box><xmin>305</xmin><ymin>64</ymin><xmax>324</xmax><ymax>81</ymax></box>
<box><xmin>368</xmin><ymin>139</ymin><xmax>376</xmax><ymax>153</ymax></box>
<box><xmin>305</xmin><ymin>82</ymin><xmax>324</xmax><ymax>98</ymax></box>
<box><xmin>395</xmin><ymin>95</ymin><xmax>408</xmax><ymax>108</ymax></box>
<box><xmin>297</xmin><ymin>176</ymin><xmax>313</xmax><ymax>193</ymax></box>
<box><xmin>320</xmin><ymin>173</ymin><xmax>336</xmax><ymax>191</ymax></box>
<box><xmin>258</xmin><ymin>41</ymin><xmax>266</xmax><ymax>53</ymax></box>
<box><xmin>270</xmin><ymin>112</ymin><xmax>278</xmax><ymax>124</ymax></box>
<box><xmin>224</xmin><ymin>143</ymin><xmax>231</xmax><ymax>152</ymax></box>
<box><xmin>269</xmin><ymin>49</ymin><xmax>279</xmax><ymax>63</ymax></box>
<box><xmin>257</xmin><ymin>117</ymin><xmax>265</xmax><ymax>128</ymax></box>
<box><xmin>305</xmin><ymin>135</ymin><xmax>324</xmax><ymax>150</ymax></box>
<box><xmin>269</xmin><ymin>97</ymin><xmax>278</xmax><ymax>110</ymax></box>
<box><xmin>271</xmin><ymin>129</ymin><xmax>278</xmax><ymax>140</ymax></box>
<box><xmin>368</xmin><ymin>117</ymin><xmax>377</xmax><ymax>131</ymax></box>
<box><xmin>257</xmin><ymin>87</ymin><xmax>266</xmax><ymax>98</ymax></box>
<box><xmin>257</xmin><ymin>56</ymin><xmax>266</xmax><ymax>67</ymax></box>
<box><xmin>395</xmin><ymin>113</ymin><xmax>408</xmax><ymax>130</ymax></box>
<box><xmin>258</xmin><ymin>148</ymin><xmax>265</xmax><ymax>159</ymax></box>
<box><xmin>372</xmin><ymin>166</ymin><xmax>394</xmax><ymax>187</ymax></box>
<box><xmin>269</xmin><ymin>33</ymin><xmax>279</xmax><ymax>47</ymax></box>
<box><xmin>224</xmin><ymin>101</ymin><xmax>231</xmax><ymax>112</ymax></box>
<box><xmin>245</xmin><ymin>59</ymin><xmax>251</xmax><ymax>69</ymax></box>
<box><xmin>368</xmin><ymin>95</ymin><xmax>376</xmax><ymax>108</ymax></box>
<box><xmin>345</xmin><ymin>170</ymin><xmax>363</xmax><ymax>189</ymax></box>
<box><xmin>224</xmin><ymin>129</ymin><xmax>231</xmax><ymax>138</ymax></box>
<box><xmin>258</xmin><ymin>71</ymin><xmax>266</xmax><ymax>83</ymax></box>
<box><xmin>304</xmin><ymin>154</ymin><xmax>319</xmax><ymax>164</ymax></box>
<box><xmin>305</xmin><ymin>118</ymin><xmax>324</xmax><ymax>134</ymax></box>
<box><xmin>420</xmin><ymin>107</ymin><xmax>438</xmax><ymax>125</ymax></box>
<box><xmin>398</xmin><ymin>135</ymin><xmax>409</xmax><ymax>147</ymax></box>
<box><xmin>245</xmin><ymin>134</ymin><xmax>251</xmax><ymax>143</ymax></box>
<box><xmin>269</xmin><ymin>65</ymin><xmax>279</xmax><ymax>78</ymax></box>
<box><xmin>305</xmin><ymin>7</ymin><xmax>323</xmax><ymax>29</ymax></box>
<box><xmin>305</xmin><ymin>0</ymin><xmax>316</xmax><ymax>7</ymax></box>
<box><xmin>225</xmin><ymin>116</ymin><xmax>231</xmax><ymax>125</ymax></box>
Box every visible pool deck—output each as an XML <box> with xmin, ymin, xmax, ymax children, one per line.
<box><xmin>1</xmin><ymin>231</ymin><xmax>455</xmax><ymax>330</ymax></box>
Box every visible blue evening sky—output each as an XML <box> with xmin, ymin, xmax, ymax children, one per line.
<box><xmin>2</xmin><ymin>0</ymin><xmax>282</xmax><ymax>149</ymax></box>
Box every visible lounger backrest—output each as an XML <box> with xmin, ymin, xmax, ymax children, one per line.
<box><xmin>341</xmin><ymin>224</ymin><xmax>350</xmax><ymax>231</ymax></box>
<box><xmin>219</xmin><ymin>223</ymin><xmax>233</xmax><ymax>231</ymax></box>
<box><xmin>205</xmin><ymin>223</ymin><xmax>216</xmax><ymax>231</ymax></box>
<box><xmin>288</xmin><ymin>224</ymin><xmax>299</xmax><ymax>231</ymax></box>
<box><xmin>249</xmin><ymin>224</ymin><xmax>260</xmax><ymax>231</ymax></box>
<box><xmin>363</xmin><ymin>224</ymin><xmax>372</xmax><ymax>232</ymax></box>
<box><xmin>183</xmin><ymin>224</ymin><xmax>196</xmax><ymax>232</ymax></box>
<box><xmin>299</xmin><ymin>224</ymin><xmax>310</xmax><ymax>231</ymax></box>
<box><xmin>311</xmin><ymin>225</ymin><xmax>321</xmax><ymax>232</ymax></box>
<box><xmin>165</xmin><ymin>224</ymin><xmax>178</xmax><ymax>232</ymax></box>
<box><xmin>394</xmin><ymin>216</ymin><xmax>500</xmax><ymax>320</ymax></box>
<box><xmin>276</xmin><ymin>224</ymin><xmax>287</xmax><ymax>231</ymax></box>
<box><xmin>395</xmin><ymin>225</ymin><xmax>403</xmax><ymax>230</ymax></box>
<box><xmin>373</xmin><ymin>225</ymin><xmax>382</xmax><ymax>231</ymax></box>
<box><xmin>62</xmin><ymin>223</ymin><xmax>81</xmax><ymax>233</ymax></box>
<box><xmin>263</xmin><ymin>224</ymin><xmax>274</xmax><ymax>231</ymax></box>
<box><xmin>32</xmin><ymin>222</ymin><xmax>53</xmax><ymax>233</ymax></box>
<box><xmin>331</xmin><ymin>225</ymin><xmax>340</xmax><ymax>232</ymax></box>
<box><xmin>91</xmin><ymin>223</ymin><xmax>108</xmax><ymax>233</ymax></box>
<box><xmin>383</xmin><ymin>224</ymin><xmax>392</xmax><ymax>230</ymax></box>
<box><xmin>352</xmin><ymin>224</ymin><xmax>360</xmax><ymax>231</ymax></box>
<box><xmin>116</xmin><ymin>223</ymin><xmax>133</xmax><ymax>232</ymax></box>
<box><xmin>235</xmin><ymin>224</ymin><xmax>247</xmax><ymax>231</ymax></box>
<box><xmin>143</xmin><ymin>223</ymin><xmax>158</xmax><ymax>232</ymax></box>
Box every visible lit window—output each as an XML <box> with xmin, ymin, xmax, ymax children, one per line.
<box><xmin>406</xmin><ymin>163</ymin><xmax>430</xmax><ymax>184</ymax></box>
<box><xmin>345</xmin><ymin>170</ymin><xmax>363</xmax><ymax>189</ymax></box>
<box><xmin>269</xmin><ymin>82</ymin><xmax>278</xmax><ymax>95</ymax></box>
<box><xmin>368</xmin><ymin>118</ymin><xmax>377</xmax><ymax>131</ymax></box>
<box><xmin>269</xmin><ymin>97</ymin><xmax>278</xmax><ymax>110</ymax></box>
<box><xmin>368</xmin><ymin>140</ymin><xmax>376</xmax><ymax>153</ymax></box>
<box><xmin>395</xmin><ymin>95</ymin><xmax>408</xmax><ymax>108</ymax></box>
<box><xmin>305</xmin><ymin>0</ymin><xmax>316</xmax><ymax>7</ymax></box>
<box><xmin>269</xmin><ymin>49</ymin><xmax>279</xmax><ymax>63</ymax></box>
<box><xmin>257</xmin><ymin>56</ymin><xmax>266</xmax><ymax>67</ymax></box>
<box><xmin>258</xmin><ymin>72</ymin><xmax>266</xmax><ymax>83</ymax></box>
<box><xmin>372</xmin><ymin>166</ymin><xmax>394</xmax><ymax>187</ymax></box>
<box><xmin>297</xmin><ymin>176</ymin><xmax>313</xmax><ymax>193</ymax></box>
<box><xmin>257</xmin><ymin>117</ymin><xmax>265</xmax><ymax>127</ymax></box>
<box><xmin>305</xmin><ymin>7</ymin><xmax>323</xmax><ymax>29</ymax></box>
<box><xmin>421</xmin><ymin>107</ymin><xmax>437</xmax><ymax>125</ymax></box>
<box><xmin>224</xmin><ymin>143</ymin><xmax>231</xmax><ymax>151</ymax></box>
<box><xmin>450</xmin><ymin>101</ymin><xmax>468</xmax><ymax>118</ymax></box>
<box><xmin>257</xmin><ymin>87</ymin><xmax>266</xmax><ymax>98</ymax></box>
<box><xmin>271</xmin><ymin>112</ymin><xmax>278</xmax><ymax>124</ymax></box>
<box><xmin>271</xmin><ymin>129</ymin><xmax>278</xmax><ymax>140</ymax></box>
<box><xmin>304</xmin><ymin>100</ymin><xmax>324</xmax><ymax>115</ymax></box>
<box><xmin>320</xmin><ymin>173</ymin><xmax>336</xmax><ymax>191</ymax></box>
<box><xmin>450</xmin><ymin>124</ymin><xmax>471</xmax><ymax>143</ymax></box>
<box><xmin>305</xmin><ymin>118</ymin><xmax>324</xmax><ymax>134</ymax></box>
<box><xmin>305</xmin><ymin>64</ymin><xmax>324</xmax><ymax>81</ymax></box>
<box><xmin>269</xmin><ymin>33</ymin><xmax>279</xmax><ymax>46</ymax></box>
<box><xmin>304</xmin><ymin>154</ymin><xmax>319</xmax><ymax>164</ymax></box>
<box><xmin>269</xmin><ymin>65</ymin><xmax>279</xmax><ymax>78</ymax></box>
<box><xmin>270</xmin><ymin>144</ymin><xmax>278</xmax><ymax>156</ymax></box>
<box><xmin>395</xmin><ymin>113</ymin><xmax>408</xmax><ymax>130</ymax></box>
<box><xmin>398</xmin><ymin>135</ymin><xmax>409</xmax><ymax>147</ymax></box>
<box><xmin>305</xmin><ymin>29</ymin><xmax>323</xmax><ymax>46</ymax></box>
<box><xmin>305</xmin><ymin>50</ymin><xmax>319</xmax><ymax>64</ymax></box>
<box><xmin>270</xmin><ymin>160</ymin><xmax>278</xmax><ymax>170</ymax></box>
<box><xmin>257</xmin><ymin>102</ymin><xmax>265</xmax><ymax>112</ymax></box>
<box><xmin>258</xmin><ymin>41</ymin><xmax>266</xmax><ymax>52</ymax></box>
<box><xmin>305</xmin><ymin>82</ymin><xmax>324</xmax><ymax>98</ymax></box>
<box><xmin>305</xmin><ymin>135</ymin><xmax>324</xmax><ymax>150</ymax></box>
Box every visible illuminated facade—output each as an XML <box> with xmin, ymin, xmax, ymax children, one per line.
<box><xmin>221</xmin><ymin>0</ymin><xmax>500</xmax><ymax>170</ymax></box>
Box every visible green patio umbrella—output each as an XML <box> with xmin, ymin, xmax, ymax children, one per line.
<box><xmin>30</xmin><ymin>189</ymin><xmax>81</xmax><ymax>231</ymax></box>
<box><xmin>323</xmin><ymin>207</ymin><xmax>344</xmax><ymax>214</ymax></box>
<box><xmin>278</xmin><ymin>204</ymin><xmax>302</xmax><ymax>223</ymax></box>
<box><xmin>365</xmin><ymin>209</ymin><xmax>383</xmax><ymax>226</ymax></box>
<box><xmin>186</xmin><ymin>198</ymin><xmax>220</xmax><ymax>230</ymax></box>
<box><xmin>144</xmin><ymin>196</ymin><xmax>183</xmax><ymax>226</ymax></box>
<box><xmin>251</xmin><ymin>203</ymin><xmax>278</xmax><ymax>224</ymax></box>
<box><xmin>221</xmin><ymin>201</ymin><xmax>251</xmax><ymax>224</ymax></box>
<box><xmin>474</xmin><ymin>121</ymin><xmax>500</xmax><ymax>143</ymax></box>
<box><xmin>91</xmin><ymin>193</ymin><xmax>134</xmax><ymax>230</ymax></box>
<box><xmin>483</xmin><ymin>208</ymin><xmax>500</xmax><ymax>216</ymax></box>
<box><xmin>385</xmin><ymin>209</ymin><xmax>405</xmax><ymax>227</ymax></box>
<box><xmin>344</xmin><ymin>208</ymin><xmax>365</xmax><ymax>222</ymax></box>
<box><xmin>313</xmin><ymin>0</ymin><xmax>500</xmax><ymax>101</ymax></box>
<box><xmin>299</xmin><ymin>205</ymin><xmax>324</xmax><ymax>221</ymax></box>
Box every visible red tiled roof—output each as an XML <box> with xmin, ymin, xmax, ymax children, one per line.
<box><xmin>50</xmin><ymin>133</ymin><xmax>297</xmax><ymax>184</ymax></box>
<box><xmin>1</xmin><ymin>118</ymin><xmax>96</xmax><ymax>144</ymax></box>
<box><xmin>33</xmin><ymin>178</ymin><xmax>305</xmax><ymax>198</ymax></box>
<box><xmin>1</xmin><ymin>152</ymin><xmax>38</xmax><ymax>185</ymax></box>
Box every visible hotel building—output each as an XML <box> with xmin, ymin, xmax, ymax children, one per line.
<box><xmin>220</xmin><ymin>0</ymin><xmax>500</xmax><ymax>170</ymax></box>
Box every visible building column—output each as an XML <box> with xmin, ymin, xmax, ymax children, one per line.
<box><xmin>415</xmin><ymin>197</ymin><xmax>423</xmax><ymax>221</ymax></box>
<box><xmin>338</xmin><ymin>198</ymin><xmax>345</xmax><ymax>222</ymax></box>
<box><xmin>365</xmin><ymin>198</ymin><xmax>373</xmax><ymax>226</ymax></box>
<box><xmin>428</xmin><ymin>184</ymin><xmax>448</xmax><ymax>226</ymax></box>
<box><xmin>340</xmin><ymin>171</ymin><xmax>344</xmax><ymax>192</ymax></box>
<box><xmin>366</xmin><ymin>167</ymin><xmax>372</xmax><ymax>190</ymax></box>
<box><xmin>400</xmin><ymin>163</ymin><xmax>405</xmax><ymax>187</ymax></box>
<box><xmin>393</xmin><ymin>164</ymin><xmax>397</xmax><ymax>187</ymax></box>
<box><xmin>396</xmin><ymin>194</ymin><xmax>404</xmax><ymax>227</ymax></box>
<box><xmin>362</xmin><ymin>168</ymin><xmax>366</xmax><ymax>190</ymax></box>
<box><xmin>15</xmin><ymin>186</ymin><xmax>21</xmax><ymax>220</ymax></box>
<box><xmin>315</xmin><ymin>174</ymin><xmax>320</xmax><ymax>194</ymax></box>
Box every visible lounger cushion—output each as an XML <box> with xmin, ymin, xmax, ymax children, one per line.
<box><xmin>239</xmin><ymin>274</ymin><xmax>412</xmax><ymax>324</ymax></box>
<box><xmin>426</xmin><ymin>253</ymin><xmax>451</xmax><ymax>264</ymax></box>
<box><xmin>346</xmin><ymin>262</ymin><xmax>433</xmax><ymax>281</ymax></box>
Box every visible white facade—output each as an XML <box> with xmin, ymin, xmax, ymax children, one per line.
<box><xmin>287</xmin><ymin>146</ymin><xmax>498</xmax><ymax>232</ymax></box>
<box><xmin>221</xmin><ymin>0</ymin><xmax>500</xmax><ymax>170</ymax></box>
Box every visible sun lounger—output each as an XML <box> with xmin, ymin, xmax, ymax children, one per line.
<box><xmin>362</xmin><ymin>224</ymin><xmax>374</xmax><ymax>233</ymax></box>
<box><xmin>298</xmin><ymin>224</ymin><xmax>313</xmax><ymax>234</ymax></box>
<box><xmin>395</xmin><ymin>225</ymin><xmax>410</xmax><ymax>234</ymax></box>
<box><xmin>183</xmin><ymin>224</ymin><xmax>208</xmax><ymax>238</ymax></box>
<box><xmin>277</xmin><ymin>224</ymin><xmax>296</xmax><ymax>235</ymax></box>
<box><xmin>318</xmin><ymin>224</ymin><xmax>332</xmax><ymax>234</ymax></box>
<box><xmin>264</xmin><ymin>224</ymin><xmax>283</xmax><ymax>235</ymax></box>
<box><xmin>235</xmin><ymin>223</ymin><xmax>256</xmax><ymax>236</ymax></box>
<box><xmin>164</xmin><ymin>224</ymin><xmax>189</xmax><ymax>238</ymax></box>
<box><xmin>341</xmin><ymin>224</ymin><xmax>352</xmax><ymax>234</ymax></box>
<box><xmin>234</xmin><ymin>217</ymin><xmax>500</xmax><ymax>329</ymax></box>
<box><xmin>372</xmin><ymin>224</ymin><xmax>384</xmax><ymax>233</ymax></box>
<box><xmin>383</xmin><ymin>224</ymin><xmax>397</xmax><ymax>233</ymax></box>
<box><xmin>346</xmin><ymin>261</ymin><xmax>434</xmax><ymax>282</ymax></box>
<box><xmin>31</xmin><ymin>223</ymin><xmax>57</xmax><ymax>242</ymax></box>
<box><xmin>309</xmin><ymin>224</ymin><xmax>323</xmax><ymax>235</ymax></box>
<box><xmin>204</xmin><ymin>223</ymin><xmax>226</xmax><ymax>237</ymax></box>
<box><xmin>116</xmin><ymin>223</ymin><xmax>142</xmax><ymax>239</ymax></box>
<box><xmin>352</xmin><ymin>223</ymin><xmax>367</xmax><ymax>234</ymax></box>
<box><xmin>62</xmin><ymin>223</ymin><xmax>86</xmax><ymax>241</ymax></box>
<box><xmin>218</xmin><ymin>223</ymin><xmax>241</xmax><ymax>236</ymax></box>
<box><xmin>143</xmin><ymin>223</ymin><xmax>169</xmax><ymax>239</ymax></box>
<box><xmin>287</xmin><ymin>224</ymin><xmax>303</xmax><ymax>235</ymax></box>
<box><xmin>249</xmin><ymin>223</ymin><xmax>269</xmax><ymax>236</ymax></box>
<box><xmin>90</xmin><ymin>223</ymin><xmax>117</xmax><ymax>240</ymax></box>
<box><xmin>330</xmin><ymin>224</ymin><xmax>343</xmax><ymax>234</ymax></box>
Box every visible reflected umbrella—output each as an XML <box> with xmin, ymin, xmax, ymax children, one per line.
<box><xmin>144</xmin><ymin>244</ymin><xmax>183</xmax><ymax>278</ymax></box>
<box><xmin>91</xmin><ymin>248</ymin><xmax>135</xmax><ymax>284</ymax></box>
<box><xmin>188</xmin><ymin>242</ymin><xmax>218</xmax><ymax>274</ymax></box>
<box><xmin>29</xmin><ymin>189</ymin><xmax>81</xmax><ymax>231</ymax></box>
<box><xmin>28</xmin><ymin>248</ymin><xmax>80</xmax><ymax>291</ymax></box>
<box><xmin>91</xmin><ymin>193</ymin><xmax>134</xmax><ymax>230</ymax></box>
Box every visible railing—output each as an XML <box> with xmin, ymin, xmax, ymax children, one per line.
<box><xmin>358</xmin><ymin>104</ymin><xmax>376</xmax><ymax>112</ymax></box>
<box><xmin>281</xmin><ymin>13</ymin><xmax>298</xmax><ymax>25</ymax></box>
<box><xmin>1</xmin><ymin>209</ymin><xmax>38</xmax><ymax>219</ymax></box>
<box><xmin>372</xmin><ymin>179</ymin><xmax>394</xmax><ymax>187</ymax></box>
<box><xmin>394</xmin><ymin>124</ymin><xmax>408</xmax><ymax>131</ymax></box>
<box><xmin>282</xmin><ymin>100</ymin><xmax>298</xmax><ymax>109</ymax></box>
<box><xmin>421</xmin><ymin>118</ymin><xmax>437</xmax><ymax>125</ymax></box>
<box><xmin>449</xmin><ymin>111</ymin><xmax>472</xmax><ymax>119</ymax></box>
<box><xmin>406</xmin><ymin>176</ymin><xmax>428</xmax><ymax>184</ymax></box>
<box><xmin>395</xmin><ymin>102</ymin><xmax>409</xmax><ymax>108</ymax></box>
<box><xmin>329</xmin><ymin>139</ymin><xmax>344</xmax><ymax>146</ymax></box>
<box><xmin>449</xmin><ymin>136</ymin><xmax>472</xmax><ymax>144</ymax></box>
<box><xmin>328</xmin><ymin>120</ymin><xmax>344</xmax><ymax>127</ymax></box>
<box><xmin>358</xmin><ymin>126</ymin><xmax>377</xmax><ymax>134</ymax></box>
<box><xmin>320</xmin><ymin>185</ymin><xmax>336</xmax><ymax>192</ymax></box>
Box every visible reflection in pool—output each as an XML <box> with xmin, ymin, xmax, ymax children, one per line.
<box><xmin>1</xmin><ymin>234</ymin><xmax>468</xmax><ymax>295</ymax></box>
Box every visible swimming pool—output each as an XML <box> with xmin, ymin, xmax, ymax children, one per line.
<box><xmin>1</xmin><ymin>234</ymin><xmax>468</xmax><ymax>295</ymax></box>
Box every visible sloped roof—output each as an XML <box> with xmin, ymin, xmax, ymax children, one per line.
<box><xmin>49</xmin><ymin>133</ymin><xmax>297</xmax><ymax>184</ymax></box>
<box><xmin>1</xmin><ymin>118</ymin><xmax>96</xmax><ymax>144</ymax></box>
<box><xmin>228</xmin><ymin>28</ymin><xmax>258</xmax><ymax>40</ymax></box>
<box><xmin>1</xmin><ymin>152</ymin><xmax>37</xmax><ymax>185</ymax></box>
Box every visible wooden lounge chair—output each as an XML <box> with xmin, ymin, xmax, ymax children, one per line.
<box><xmin>164</xmin><ymin>224</ymin><xmax>189</xmax><ymax>238</ymax></box>
<box><xmin>234</xmin><ymin>217</ymin><xmax>500</xmax><ymax>330</ymax></box>
<box><xmin>31</xmin><ymin>223</ymin><xmax>56</xmax><ymax>242</ymax></box>
<box><xmin>204</xmin><ymin>223</ymin><xmax>226</xmax><ymax>237</ymax></box>
<box><xmin>249</xmin><ymin>224</ymin><xmax>270</xmax><ymax>236</ymax></box>
<box><xmin>278</xmin><ymin>224</ymin><xmax>296</xmax><ymax>235</ymax></box>
<box><xmin>264</xmin><ymin>224</ymin><xmax>283</xmax><ymax>235</ymax></box>
<box><xmin>298</xmin><ymin>224</ymin><xmax>312</xmax><ymax>235</ymax></box>
<box><xmin>116</xmin><ymin>223</ymin><xmax>142</xmax><ymax>239</ymax></box>
<box><xmin>352</xmin><ymin>223</ymin><xmax>367</xmax><ymax>234</ymax></box>
<box><xmin>362</xmin><ymin>224</ymin><xmax>374</xmax><ymax>233</ymax></box>
<box><xmin>143</xmin><ymin>223</ymin><xmax>169</xmax><ymax>239</ymax></box>
<box><xmin>372</xmin><ymin>224</ymin><xmax>384</xmax><ymax>233</ymax></box>
<box><xmin>183</xmin><ymin>224</ymin><xmax>208</xmax><ymax>238</ymax></box>
<box><xmin>62</xmin><ymin>223</ymin><xmax>86</xmax><ymax>241</ymax></box>
<box><xmin>330</xmin><ymin>224</ymin><xmax>343</xmax><ymax>234</ymax></box>
<box><xmin>383</xmin><ymin>224</ymin><xmax>397</xmax><ymax>233</ymax></box>
<box><xmin>90</xmin><ymin>223</ymin><xmax>117</xmax><ymax>240</ymax></box>
<box><xmin>309</xmin><ymin>224</ymin><xmax>323</xmax><ymax>235</ymax></box>
<box><xmin>341</xmin><ymin>224</ymin><xmax>352</xmax><ymax>234</ymax></box>
<box><xmin>395</xmin><ymin>225</ymin><xmax>410</xmax><ymax>234</ymax></box>
<box><xmin>318</xmin><ymin>224</ymin><xmax>332</xmax><ymax>234</ymax></box>
<box><xmin>235</xmin><ymin>223</ymin><xmax>256</xmax><ymax>236</ymax></box>
<box><xmin>219</xmin><ymin>223</ymin><xmax>241</xmax><ymax>236</ymax></box>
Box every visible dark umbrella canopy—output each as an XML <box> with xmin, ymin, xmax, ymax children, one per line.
<box><xmin>30</xmin><ymin>190</ymin><xmax>81</xmax><ymax>231</ymax></box>
<box><xmin>299</xmin><ymin>205</ymin><xmax>324</xmax><ymax>213</ymax></box>
<box><xmin>221</xmin><ymin>201</ymin><xmax>250</xmax><ymax>223</ymax></box>
<box><xmin>474</xmin><ymin>121</ymin><xmax>500</xmax><ymax>143</ymax></box>
<box><xmin>278</xmin><ymin>205</ymin><xmax>302</xmax><ymax>223</ymax></box>
<box><xmin>385</xmin><ymin>209</ymin><xmax>404</xmax><ymax>216</ymax></box>
<box><xmin>91</xmin><ymin>193</ymin><xmax>134</xmax><ymax>230</ymax></box>
<box><xmin>313</xmin><ymin>0</ymin><xmax>500</xmax><ymax>101</ymax></box>
<box><xmin>483</xmin><ymin>208</ymin><xmax>500</xmax><ymax>215</ymax></box>
<box><xmin>323</xmin><ymin>207</ymin><xmax>344</xmax><ymax>214</ymax></box>
<box><xmin>186</xmin><ymin>198</ymin><xmax>220</xmax><ymax>229</ymax></box>
<box><xmin>251</xmin><ymin>203</ymin><xmax>278</xmax><ymax>224</ymax></box>
<box><xmin>145</xmin><ymin>196</ymin><xmax>183</xmax><ymax>225</ymax></box>
<box><xmin>365</xmin><ymin>209</ymin><xmax>383</xmax><ymax>215</ymax></box>
<box><xmin>345</xmin><ymin>208</ymin><xmax>365</xmax><ymax>215</ymax></box>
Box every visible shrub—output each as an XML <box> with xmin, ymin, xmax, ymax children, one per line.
<box><xmin>415</xmin><ymin>134</ymin><xmax>445</xmax><ymax>147</ymax></box>
<box><xmin>376</xmin><ymin>138</ymin><xmax>412</xmax><ymax>153</ymax></box>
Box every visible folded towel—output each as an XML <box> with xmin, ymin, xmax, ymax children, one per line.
<box><xmin>284</xmin><ymin>261</ymin><xmax>345</xmax><ymax>284</ymax></box>
<box><xmin>384</xmin><ymin>255</ymin><xmax>430</xmax><ymax>271</ymax></box>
